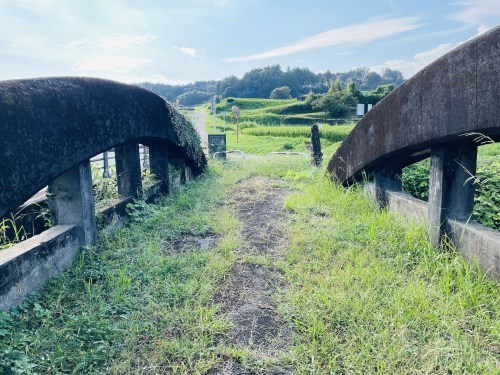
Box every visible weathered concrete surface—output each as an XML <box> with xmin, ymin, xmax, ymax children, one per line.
<box><xmin>115</xmin><ymin>143</ymin><xmax>142</xmax><ymax>198</ymax></box>
<box><xmin>385</xmin><ymin>190</ymin><xmax>428</xmax><ymax>225</ymax></box>
<box><xmin>448</xmin><ymin>219</ymin><xmax>500</xmax><ymax>279</ymax></box>
<box><xmin>427</xmin><ymin>143</ymin><xmax>477</xmax><ymax>246</ymax></box>
<box><xmin>48</xmin><ymin>162</ymin><xmax>97</xmax><ymax>246</ymax></box>
<box><xmin>0</xmin><ymin>225</ymin><xmax>78</xmax><ymax>311</ymax></box>
<box><xmin>150</xmin><ymin>143</ymin><xmax>170</xmax><ymax>194</ymax></box>
<box><xmin>0</xmin><ymin>176</ymin><xmax>185</xmax><ymax>311</ymax></box>
<box><xmin>328</xmin><ymin>26</ymin><xmax>500</xmax><ymax>183</ymax></box>
<box><xmin>0</xmin><ymin>77</ymin><xmax>206</xmax><ymax>219</ymax></box>
<box><xmin>373</xmin><ymin>167</ymin><xmax>402</xmax><ymax>207</ymax></box>
<box><xmin>376</xmin><ymin>189</ymin><xmax>500</xmax><ymax>280</ymax></box>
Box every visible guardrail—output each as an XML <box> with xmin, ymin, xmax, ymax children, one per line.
<box><xmin>0</xmin><ymin>77</ymin><xmax>207</xmax><ymax>310</ymax></box>
<box><xmin>327</xmin><ymin>26</ymin><xmax>500</xmax><ymax>279</ymax></box>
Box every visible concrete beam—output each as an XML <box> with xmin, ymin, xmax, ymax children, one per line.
<box><xmin>47</xmin><ymin>162</ymin><xmax>97</xmax><ymax>246</ymax></box>
<box><xmin>379</xmin><ymin>190</ymin><xmax>500</xmax><ymax>280</ymax></box>
<box><xmin>428</xmin><ymin>143</ymin><xmax>477</xmax><ymax>246</ymax></box>
<box><xmin>115</xmin><ymin>143</ymin><xmax>142</xmax><ymax>197</ymax></box>
<box><xmin>0</xmin><ymin>225</ymin><xmax>79</xmax><ymax>311</ymax></box>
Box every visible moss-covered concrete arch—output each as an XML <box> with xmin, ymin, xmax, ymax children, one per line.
<box><xmin>0</xmin><ymin>77</ymin><xmax>206</xmax><ymax>218</ymax></box>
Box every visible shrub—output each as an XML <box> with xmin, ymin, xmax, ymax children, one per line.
<box><xmin>403</xmin><ymin>157</ymin><xmax>500</xmax><ymax>230</ymax></box>
<box><xmin>269</xmin><ymin>86</ymin><xmax>292</xmax><ymax>99</ymax></box>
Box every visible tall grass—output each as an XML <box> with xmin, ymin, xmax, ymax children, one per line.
<box><xmin>282</xmin><ymin>174</ymin><xmax>499</xmax><ymax>374</ymax></box>
<box><xmin>243</xmin><ymin>125</ymin><xmax>353</xmax><ymax>143</ymax></box>
<box><xmin>2</xmin><ymin>159</ymin><xmax>498</xmax><ymax>374</ymax></box>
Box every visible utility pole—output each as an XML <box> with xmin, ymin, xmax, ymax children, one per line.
<box><xmin>212</xmin><ymin>96</ymin><xmax>217</xmax><ymax>133</ymax></box>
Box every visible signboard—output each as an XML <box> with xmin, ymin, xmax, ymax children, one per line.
<box><xmin>208</xmin><ymin>134</ymin><xmax>226</xmax><ymax>159</ymax></box>
<box><xmin>357</xmin><ymin>104</ymin><xmax>365</xmax><ymax>116</ymax></box>
<box><xmin>357</xmin><ymin>103</ymin><xmax>373</xmax><ymax>116</ymax></box>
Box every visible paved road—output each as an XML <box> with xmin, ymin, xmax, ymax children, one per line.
<box><xmin>191</xmin><ymin>111</ymin><xmax>208</xmax><ymax>146</ymax></box>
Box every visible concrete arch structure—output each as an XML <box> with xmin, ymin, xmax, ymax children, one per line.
<box><xmin>327</xmin><ymin>26</ymin><xmax>499</xmax><ymax>183</ymax></box>
<box><xmin>327</xmin><ymin>26</ymin><xmax>500</xmax><ymax>278</ymax></box>
<box><xmin>0</xmin><ymin>77</ymin><xmax>206</xmax><ymax>219</ymax></box>
<box><xmin>0</xmin><ymin>77</ymin><xmax>207</xmax><ymax>310</ymax></box>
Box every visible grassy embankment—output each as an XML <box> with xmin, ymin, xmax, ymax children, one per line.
<box><xmin>1</xmin><ymin>158</ymin><xmax>498</xmax><ymax>374</ymax></box>
<box><xmin>199</xmin><ymin>97</ymin><xmax>355</xmax><ymax>156</ymax></box>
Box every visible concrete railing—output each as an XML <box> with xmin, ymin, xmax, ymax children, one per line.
<box><xmin>327</xmin><ymin>26</ymin><xmax>500</xmax><ymax>279</ymax></box>
<box><xmin>0</xmin><ymin>77</ymin><xmax>207</xmax><ymax>310</ymax></box>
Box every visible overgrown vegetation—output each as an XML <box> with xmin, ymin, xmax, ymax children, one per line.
<box><xmin>283</xmin><ymin>174</ymin><xmax>499</xmax><ymax>374</ymax></box>
<box><xmin>167</xmin><ymin>103</ymin><xmax>207</xmax><ymax>172</ymax></box>
<box><xmin>1</xmin><ymin>158</ymin><xmax>498</xmax><ymax>374</ymax></box>
<box><xmin>403</xmin><ymin>143</ymin><xmax>500</xmax><ymax>230</ymax></box>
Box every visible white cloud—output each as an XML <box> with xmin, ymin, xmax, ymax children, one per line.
<box><xmin>179</xmin><ymin>47</ymin><xmax>197</xmax><ymax>57</ymax></box>
<box><xmin>224</xmin><ymin>17</ymin><xmax>422</xmax><ymax>63</ymax></box>
<box><xmin>449</xmin><ymin>0</ymin><xmax>500</xmax><ymax>35</ymax></box>
<box><xmin>371</xmin><ymin>42</ymin><xmax>459</xmax><ymax>78</ymax></box>
<box><xmin>71</xmin><ymin>56</ymin><xmax>153</xmax><ymax>72</ymax></box>
<box><xmin>68</xmin><ymin>34</ymin><xmax>157</xmax><ymax>51</ymax></box>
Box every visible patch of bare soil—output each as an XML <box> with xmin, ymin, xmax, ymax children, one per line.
<box><xmin>161</xmin><ymin>232</ymin><xmax>218</xmax><ymax>255</ymax></box>
<box><xmin>209</xmin><ymin>177</ymin><xmax>293</xmax><ymax>375</ymax></box>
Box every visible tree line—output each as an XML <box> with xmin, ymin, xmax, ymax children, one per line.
<box><xmin>138</xmin><ymin>65</ymin><xmax>404</xmax><ymax>106</ymax></box>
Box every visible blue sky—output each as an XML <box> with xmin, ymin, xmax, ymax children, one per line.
<box><xmin>0</xmin><ymin>0</ymin><xmax>499</xmax><ymax>84</ymax></box>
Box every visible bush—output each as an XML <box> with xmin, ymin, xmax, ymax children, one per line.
<box><xmin>269</xmin><ymin>86</ymin><xmax>292</xmax><ymax>99</ymax></box>
<box><xmin>403</xmin><ymin>157</ymin><xmax>500</xmax><ymax>230</ymax></box>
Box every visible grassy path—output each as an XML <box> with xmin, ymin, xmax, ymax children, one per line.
<box><xmin>210</xmin><ymin>177</ymin><xmax>293</xmax><ymax>374</ymax></box>
<box><xmin>1</xmin><ymin>159</ymin><xmax>498</xmax><ymax>374</ymax></box>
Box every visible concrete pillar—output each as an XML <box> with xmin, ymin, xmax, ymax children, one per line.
<box><xmin>150</xmin><ymin>144</ymin><xmax>170</xmax><ymax>194</ymax></box>
<box><xmin>48</xmin><ymin>161</ymin><xmax>97</xmax><ymax>246</ymax></box>
<box><xmin>373</xmin><ymin>166</ymin><xmax>402</xmax><ymax>207</ymax></box>
<box><xmin>115</xmin><ymin>143</ymin><xmax>142</xmax><ymax>197</ymax></box>
<box><xmin>185</xmin><ymin>166</ymin><xmax>193</xmax><ymax>182</ymax></box>
<box><xmin>428</xmin><ymin>142</ymin><xmax>477</xmax><ymax>247</ymax></box>
<box><xmin>171</xmin><ymin>157</ymin><xmax>186</xmax><ymax>184</ymax></box>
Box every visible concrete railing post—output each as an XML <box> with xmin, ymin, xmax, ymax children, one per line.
<box><xmin>47</xmin><ymin>161</ymin><xmax>97</xmax><ymax>246</ymax></box>
<box><xmin>310</xmin><ymin>124</ymin><xmax>323</xmax><ymax>167</ymax></box>
<box><xmin>115</xmin><ymin>143</ymin><xmax>142</xmax><ymax>197</ymax></box>
<box><xmin>428</xmin><ymin>142</ymin><xmax>478</xmax><ymax>247</ymax></box>
<box><xmin>373</xmin><ymin>166</ymin><xmax>402</xmax><ymax>207</ymax></box>
<box><xmin>150</xmin><ymin>144</ymin><xmax>170</xmax><ymax>194</ymax></box>
<box><xmin>171</xmin><ymin>157</ymin><xmax>187</xmax><ymax>184</ymax></box>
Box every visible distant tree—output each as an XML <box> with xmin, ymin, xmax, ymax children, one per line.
<box><xmin>137</xmin><ymin>66</ymin><xmax>404</xmax><ymax>103</ymax></box>
<box><xmin>358</xmin><ymin>84</ymin><xmax>395</xmax><ymax>104</ymax></box>
<box><xmin>345</xmin><ymin>79</ymin><xmax>360</xmax><ymax>98</ymax></box>
<box><xmin>305</xmin><ymin>90</ymin><xmax>319</xmax><ymax>106</ymax></box>
<box><xmin>328</xmin><ymin>77</ymin><xmax>343</xmax><ymax>93</ymax></box>
<box><xmin>361</xmin><ymin>71</ymin><xmax>382</xmax><ymax>90</ymax></box>
<box><xmin>176</xmin><ymin>90</ymin><xmax>212</xmax><ymax>106</ymax></box>
<box><xmin>314</xmin><ymin>90</ymin><xmax>358</xmax><ymax>117</ymax></box>
<box><xmin>381</xmin><ymin>68</ymin><xmax>405</xmax><ymax>85</ymax></box>
<box><xmin>269</xmin><ymin>86</ymin><xmax>292</xmax><ymax>99</ymax></box>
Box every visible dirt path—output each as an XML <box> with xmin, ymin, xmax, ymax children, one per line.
<box><xmin>210</xmin><ymin>177</ymin><xmax>293</xmax><ymax>374</ymax></box>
